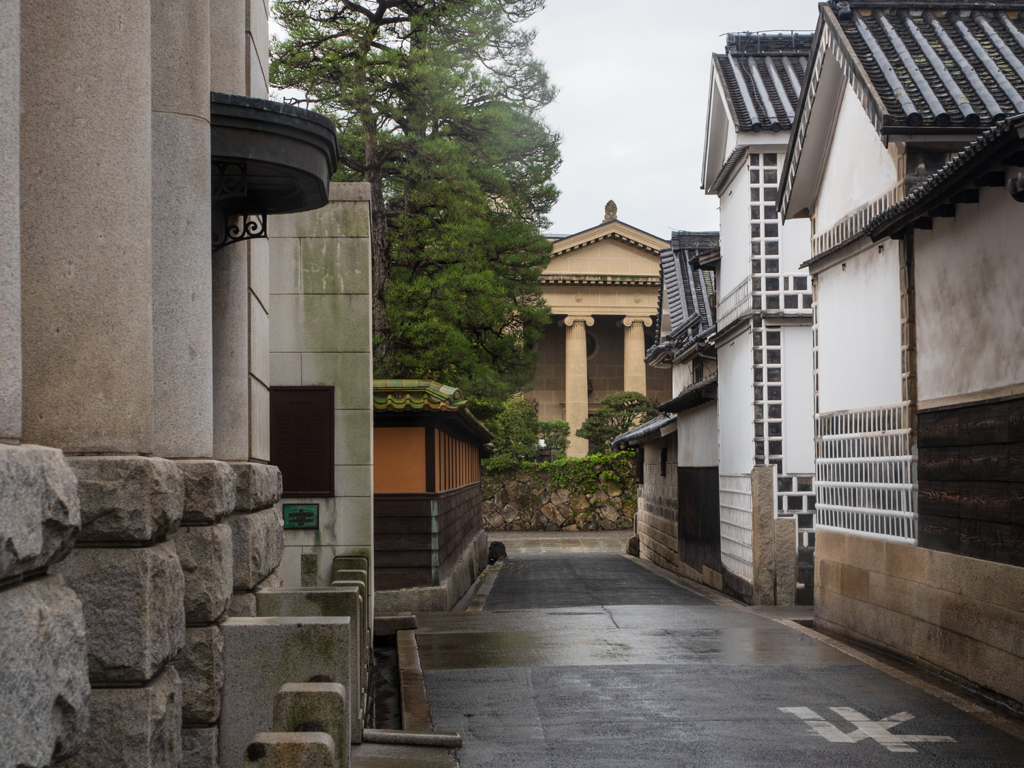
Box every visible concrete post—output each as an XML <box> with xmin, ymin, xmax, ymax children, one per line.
<box><xmin>0</xmin><ymin>0</ymin><xmax>20</xmax><ymax>443</ymax></box>
<box><xmin>152</xmin><ymin>0</ymin><xmax>213</xmax><ymax>458</ymax></box>
<box><xmin>564</xmin><ymin>316</ymin><xmax>593</xmax><ymax>458</ymax></box>
<box><xmin>622</xmin><ymin>317</ymin><xmax>651</xmax><ymax>396</ymax></box>
<box><xmin>20</xmin><ymin>0</ymin><xmax>154</xmax><ymax>454</ymax></box>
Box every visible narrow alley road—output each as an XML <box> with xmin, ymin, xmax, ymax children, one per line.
<box><xmin>414</xmin><ymin>534</ymin><xmax>1024</xmax><ymax>767</ymax></box>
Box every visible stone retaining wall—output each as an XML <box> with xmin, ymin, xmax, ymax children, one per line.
<box><xmin>482</xmin><ymin>466</ymin><xmax>636</xmax><ymax>532</ymax></box>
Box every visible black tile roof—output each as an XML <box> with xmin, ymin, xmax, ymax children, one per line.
<box><xmin>647</xmin><ymin>231</ymin><xmax>719</xmax><ymax>366</ymax></box>
<box><xmin>715</xmin><ymin>33</ymin><xmax>815</xmax><ymax>132</ymax></box>
<box><xmin>829</xmin><ymin>3</ymin><xmax>1024</xmax><ymax>130</ymax></box>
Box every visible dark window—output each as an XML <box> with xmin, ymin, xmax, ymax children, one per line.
<box><xmin>803</xmin><ymin>294</ymin><xmax>814</xmax><ymax>308</ymax></box>
<box><xmin>755</xmin><ymin>423</ymin><xmax>764</xmax><ymax>437</ymax></box>
<box><xmin>784</xmin><ymin>294</ymin><xmax>799</xmax><ymax>309</ymax></box>
<box><xmin>768</xmin><ymin>402</ymin><xmax>782</xmax><ymax>418</ymax></box>
<box><xmin>769</xmin><ymin>422</ymin><xmax>782</xmax><ymax>437</ymax></box>
<box><xmin>750</xmin><ymin>153</ymin><xmax>760</xmax><ymax>166</ymax></box>
<box><xmin>764</xmin><ymin>186</ymin><xmax>778</xmax><ymax>201</ymax></box>
<box><xmin>766</xmin><ymin>331</ymin><xmax>781</xmax><ymax>346</ymax></box>
<box><xmin>765</xmin><ymin>223</ymin><xmax>779</xmax><ymax>237</ymax></box>
<box><xmin>750</xmin><ymin>169</ymin><xmax>760</xmax><ymax>184</ymax></box>
<box><xmin>765</xmin><ymin>277</ymin><xmax>779</xmax><ymax>291</ymax></box>
<box><xmin>768</xmin><ymin>440</ymin><xmax>783</xmax><ymax>455</ymax></box>
<box><xmin>635</xmin><ymin>446</ymin><xmax>645</xmax><ymax>485</ymax></box>
<box><xmin>765</xmin><ymin>240</ymin><xmax>779</xmax><ymax>255</ymax></box>
<box><xmin>767</xmin><ymin>367</ymin><xmax>781</xmax><ymax>382</ymax></box>
<box><xmin>751</xmin><ymin>206</ymin><xmax>761</xmax><ymax>220</ymax></box>
<box><xmin>271</xmin><ymin>387</ymin><xmax>335</xmax><ymax>497</ymax></box>
<box><xmin>764</xmin><ymin>169</ymin><xmax>778</xmax><ymax>183</ymax></box>
<box><xmin>766</xmin><ymin>295</ymin><xmax>780</xmax><ymax>309</ymax></box>
<box><xmin>767</xmin><ymin>349</ymin><xmax>781</xmax><ymax>364</ymax></box>
<box><xmin>765</xmin><ymin>205</ymin><xmax>778</xmax><ymax>219</ymax></box>
<box><xmin>750</xmin><ymin>188</ymin><xmax>760</xmax><ymax>201</ymax></box>
<box><xmin>660</xmin><ymin>447</ymin><xmax>668</xmax><ymax>477</ymax></box>
<box><xmin>778</xmin><ymin>476</ymin><xmax>794</xmax><ymax>492</ymax></box>
<box><xmin>754</xmin><ymin>350</ymin><xmax>763</xmax><ymax>364</ymax></box>
<box><xmin>752</xmin><ymin>259</ymin><xmax>762</xmax><ymax>272</ymax></box>
<box><xmin>794</xmin><ymin>276</ymin><xmax>808</xmax><ymax>290</ymax></box>
<box><xmin>754</xmin><ymin>367</ymin><xmax>764</xmax><ymax>383</ymax></box>
<box><xmin>764</xmin><ymin>153</ymin><xmax>777</xmax><ymax>166</ymax></box>
<box><xmin>765</xmin><ymin>259</ymin><xmax>779</xmax><ymax>273</ymax></box>
<box><xmin>751</xmin><ymin>223</ymin><xmax>761</xmax><ymax>238</ymax></box>
<box><xmin>754</xmin><ymin>386</ymin><xmax>763</xmax><ymax>402</ymax></box>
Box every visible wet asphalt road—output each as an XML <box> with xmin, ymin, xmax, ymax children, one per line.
<box><xmin>417</xmin><ymin>551</ymin><xmax>1024</xmax><ymax>767</ymax></box>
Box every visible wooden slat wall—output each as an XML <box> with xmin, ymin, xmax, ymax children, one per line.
<box><xmin>678</xmin><ymin>467</ymin><xmax>722</xmax><ymax>575</ymax></box>
<box><xmin>918</xmin><ymin>394</ymin><xmax>1024</xmax><ymax>566</ymax></box>
<box><xmin>374</xmin><ymin>483</ymin><xmax>484</xmax><ymax>591</ymax></box>
<box><xmin>436</xmin><ymin>484</ymin><xmax>483</xmax><ymax>582</ymax></box>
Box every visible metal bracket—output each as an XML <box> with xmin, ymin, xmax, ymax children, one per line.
<box><xmin>212</xmin><ymin>212</ymin><xmax>267</xmax><ymax>251</ymax></box>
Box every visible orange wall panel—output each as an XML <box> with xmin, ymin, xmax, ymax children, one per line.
<box><xmin>374</xmin><ymin>427</ymin><xmax>426</xmax><ymax>493</ymax></box>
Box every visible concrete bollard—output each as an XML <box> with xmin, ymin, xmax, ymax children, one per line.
<box><xmin>219</xmin><ymin>617</ymin><xmax>353</xmax><ymax>765</ymax></box>
<box><xmin>255</xmin><ymin>588</ymin><xmax>365</xmax><ymax>744</ymax></box>
<box><xmin>243</xmin><ymin>732</ymin><xmax>334</xmax><ymax>768</ymax></box>
<box><xmin>273</xmin><ymin>683</ymin><xmax>348</xmax><ymax>768</ymax></box>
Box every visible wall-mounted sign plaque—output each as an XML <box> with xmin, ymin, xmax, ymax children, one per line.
<box><xmin>282</xmin><ymin>503</ymin><xmax>319</xmax><ymax>530</ymax></box>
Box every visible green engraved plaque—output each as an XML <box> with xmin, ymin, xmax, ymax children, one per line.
<box><xmin>283</xmin><ymin>503</ymin><xmax>319</xmax><ymax>530</ymax></box>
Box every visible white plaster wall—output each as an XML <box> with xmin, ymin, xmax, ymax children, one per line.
<box><xmin>717</xmin><ymin>329</ymin><xmax>753</xmax><ymax>474</ymax></box>
<box><xmin>677</xmin><ymin>402</ymin><xmax>718</xmax><ymax>468</ymax></box>
<box><xmin>816</xmin><ymin>240</ymin><xmax>903</xmax><ymax>413</ymax></box>
<box><xmin>782</xmin><ymin>325</ymin><xmax>814</xmax><ymax>475</ymax></box>
<box><xmin>815</xmin><ymin>81</ymin><xmax>898</xmax><ymax>233</ymax></box>
<box><xmin>915</xmin><ymin>187</ymin><xmax>1024</xmax><ymax>403</ymax></box>
<box><xmin>719</xmin><ymin>167</ymin><xmax>750</xmax><ymax>298</ymax></box>
<box><xmin>780</xmin><ymin>217</ymin><xmax>813</xmax><ymax>275</ymax></box>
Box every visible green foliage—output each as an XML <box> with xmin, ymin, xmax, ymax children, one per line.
<box><xmin>536</xmin><ymin>419</ymin><xmax>570</xmax><ymax>457</ymax></box>
<box><xmin>486</xmin><ymin>395</ymin><xmax>540</xmax><ymax>473</ymax></box>
<box><xmin>483</xmin><ymin>450</ymin><xmax>636</xmax><ymax>501</ymax></box>
<box><xmin>271</xmin><ymin>0</ymin><xmax>561</xmax><ymax>405</ymax></box>
<box><xmin>575</xmin><ymin>391</ymin><xmax>657</xmax><ymax>454</ymax></box>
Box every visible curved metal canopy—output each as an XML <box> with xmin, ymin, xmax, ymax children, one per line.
<box><xmin>210</xmin><ymin>92</ymin><xmax>339</xmax><ymax>216</ymax></box>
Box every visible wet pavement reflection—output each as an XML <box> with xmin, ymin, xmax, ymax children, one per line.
<box><xmin>417</xmin><ymin>543</ymin><xmax>1024</xmax><ymax>767</ymax></box>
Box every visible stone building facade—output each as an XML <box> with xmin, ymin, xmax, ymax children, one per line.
<box><xmin>534</xmin><ymin>211</ymin><xmax>673</xmax><ymax>457</ymax></box>
<box><xmin>0</xmin><ymin>2</ymin><xmax>352</xmax><ymax>767</ymax></box>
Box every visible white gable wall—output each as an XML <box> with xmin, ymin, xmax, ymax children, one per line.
<box><xmin>815</xmin><ymin>239</ymin><xmax>903</xmax><ymax>413</ymax></box>
<box><xmin>782</xmin><ymin>325</ymin><xmax>814</xmax><ymax>474</ymax></box>
<box><xmin>915</xmin><ymin>186</ymin><xmax>1024</xmax><ymax>405</ymax></box>
<box><xmin>678</xmin><ymin>401</ymin><xmax>718</xmax><ymax>467</ymax></box>
<box><xmin>717</xmin><ymin>330</ymin><xmax>753</xmax><ymax>474</ymax></box>
<box><xmin>719</xmin><ymin>164</ymin><xmax>750</xmax><ymax>298</ymax></box>
<box><xmin>815</xmin><ymin>80</ymin><xmax>899</xmax><ymax>234</ymax></box>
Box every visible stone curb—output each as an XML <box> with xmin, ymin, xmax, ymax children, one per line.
<box><xmin>362</xmin><ymin>730</ymin><xmax>462</xmax><ymax>749</ymax></box>
<box><xmin>396</xmin><ymin>630</ymin><xmax>432</xmax><ymax>734</ymax></box>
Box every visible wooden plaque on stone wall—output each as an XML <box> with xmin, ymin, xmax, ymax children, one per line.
<box><xmin>270</xmin><ymin>387</ymin><xmax>335</xmax><ymax>497</ymax></box>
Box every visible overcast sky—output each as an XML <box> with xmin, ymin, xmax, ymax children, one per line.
<box><xmin>271</xmin><ymin>1</ymin><xmax>822</xmax><ymax>238</ymax></box>
<box><xmin>529</xmin><ymin>0</ymin><xmax>820</xmax><ymax>237</ymax></box>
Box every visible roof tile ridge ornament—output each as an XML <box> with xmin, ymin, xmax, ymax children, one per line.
<box><xmin>603</xmin><ymin>200</ymin><xmax>618</xmax><ymax>222</ymax></box>
<box><xmin>563</xmin><ymin>316</ymin><xmax>595</xmax><ymax>327</ymax></box>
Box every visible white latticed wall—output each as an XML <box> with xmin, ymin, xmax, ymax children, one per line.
<box><xmin>719</xmin><ymin>473</ymin><xmax>754</xmax><ymax>583</ymax></box>
<box><xmin>814</xmin><ymin>403</ymin><xmax>917</xmax><ymax>543</ymax></box>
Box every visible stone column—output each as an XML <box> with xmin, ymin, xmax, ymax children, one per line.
<box><xmin>564</xmin><ymin>316</ymin><xmax>593</xmax><ymax>458</ymax></box>
<box><xmin>152</xmin><ymin>0</ymin><xmax>213</xmax><ymax>458</ymax></box>
<box><xmin>0</xmin><ymin>0</ymin><xmax>19</xmax><ymax>444</ymax></box>
<box><xmin>622</xmin><ymin>317</ymin><xmax>652</xmax><ymax>396</ymax></box>
<box><xmin>20</xmin><ymin>0</ymin><xmax>154</xmax><ymax>454</ymax></box>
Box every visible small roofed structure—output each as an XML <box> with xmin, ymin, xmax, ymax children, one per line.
<box><xmin>372</xmin><ymin>380</ymin><xmax>492</xmax><ymax>611</ymax></box>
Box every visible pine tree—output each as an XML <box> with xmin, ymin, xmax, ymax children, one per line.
<box><xmin>271</xmin><ymin>0</ymin><xmax>560</xmax><ymax>408</ymax></box>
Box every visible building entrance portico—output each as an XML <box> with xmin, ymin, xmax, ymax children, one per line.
<box><xmin>532</xmin><ymin>206</ymin><xmax>671</xmax><ymax>457</ymax></box>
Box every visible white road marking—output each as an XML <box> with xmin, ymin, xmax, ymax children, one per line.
<box><xmin>780</xmin><ymin>706</ymin><xmax>956</xmax><ymax>753</ymax></box>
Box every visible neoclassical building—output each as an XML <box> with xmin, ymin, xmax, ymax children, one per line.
<box><xmin>533</xmin><ymin>205</ymin><xmax>672</xmax><ymax>457</ymax></box>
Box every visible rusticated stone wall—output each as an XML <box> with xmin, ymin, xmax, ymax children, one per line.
<box><xmin>482</xmin><ymin>467</ymin><xmax>636</xmax><ymax>532</ymax></box>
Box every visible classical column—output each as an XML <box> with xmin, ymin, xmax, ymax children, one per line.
<box><xmin>564</xmin><ymin>316</ymin><xmax>593</xmax><ymax>458</ymax></box>
<box><xmin>622</xmin><ymin>317</ymin><xmax>653</xmax><ymax>396</ymax></box>
<box><xmin>210</xmin><ymin>0</ymin><xmax>251</xmax><ymax>460</ymax></box>
<box><xmin>0</xmin><ymin>0</ymin><xmax>19</xmax><ymax>443</ymax></box>
<box><xmin>152</xmin><ymin>0</ymin><xmax>213</xmax><ymax>458</ymax></box>
<box><xmin>21</xmin><ymin>0</ymin><xmax>154</xmax><ymax>453</ymax></box>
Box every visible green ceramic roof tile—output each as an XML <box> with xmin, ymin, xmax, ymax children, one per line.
<box><xmin>372</xmin><ymin>379</ymin><xmax>467</xmax><ymax>412</ymax></box>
